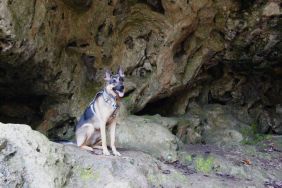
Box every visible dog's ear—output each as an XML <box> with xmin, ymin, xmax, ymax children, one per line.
<box><xmin>117</xmin><ymin>67</ymin><xmax>125</xmax><ymax>77</ymax></box>
<box><xmin>104</xmin><ymin>70</ymin><xmax>111</xmax><ymax>81</ymax></box>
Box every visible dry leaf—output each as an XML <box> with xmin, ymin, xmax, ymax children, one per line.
<box><xmin>242</xmin><ymin>159</ymin><xmax>252</xmax><ymax>165</ymax></box>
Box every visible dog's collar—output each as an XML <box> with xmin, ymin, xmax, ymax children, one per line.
<box><xmin>103</xmin><ymin>89</ymin><xmax>119</xmax><ymax>110</ymax></box>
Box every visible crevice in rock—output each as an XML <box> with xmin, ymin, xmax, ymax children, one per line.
<box><xmin>66</xmin><ymin>41</ymin><xmax>78</xmax><ymax>48</ymax></box>
<box><xmin>135</xmin><ymin>90</ymin><xmax>189</xmax><ymax>116</ymax></box>
<box><xmin>137</xmin><ymin>0</ymin><xmax>164</xmax><ymax>14</ymax></box>
<box><xmin>135</xmin><ymin>96</ymin><xmax>173</xmax><ymax>116</ymax></box>
<box><xmin>62</xmin><ymin>0</ymin><xmax>92</xmax><ymax>11</ymax></box>
<box><xmin>124</xmin><ymin>36</ymin><xmax>134</xmax><ymax>49</ymax></box>
<box><xmin>239</xmin><ymin>0</ymin><xmax>259</xmax><ymax>10</ymax></box>
<box><xmin>81</xmin><ymin>53</ymin><xmax>96</xmax><ymax>81</ymax></box>
<box><xmin>66</xmin><ymin>39</ymin><xmax>90</xmax><ymax>50</ymax></box>
<box><xmin>173</xmin><ymin>40</ymin><xmax>187</xmax><ymax>63</ymax></box>
<box><xmin>47</xmin><ymin>116</ymin><xmax>76</xmax><ymax>141</ymax></box>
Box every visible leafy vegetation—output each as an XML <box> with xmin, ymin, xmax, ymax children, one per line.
<box><xmin>240</xmin><ymin>123</ymin><xmax>271</xmax><ymax>145</ymax></box>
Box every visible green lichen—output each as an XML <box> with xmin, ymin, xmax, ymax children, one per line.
<box><xmin>81</xmin><ymin>82</ymin><xmax>102</xmax><ymax>102</ymax></box>
<box><xmin>128</xmin><ymin>0</ymin><xmax>139</xmax><ymax>6</ymax></box>
<box><xmin>123</xmin><ymin>95</ymin><xmax>132</xmax><ymax>105</ymax></box>
<box><xmin>171</xmin><ymin>172</ymin><xmax>188</xmax><ymax>184</ymax></box>
<box><xmin>147</xmin><ymin>174</ymin><xmax>161</xmax><ymax>187</ymax></box>
<box><xmin>79</xmin><ymin>168</ymin><xmax>100</xmax><ymax>181</ymax></box>
<box><xmin>185</xmin><ymin>155</ymin><xmax>193</xmax><ymax>162</ymax></box>
<box><xmin>177</xmin><ymin>151</ymin><xmax>194</xmax><ymax>165</ymax></box>
<box><xmin>195</xmin><ymin>156</ymin><xmax>214</xmax><ymax>173</ymax></box>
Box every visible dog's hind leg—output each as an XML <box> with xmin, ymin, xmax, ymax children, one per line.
<box><xmin>92</xmin><ymin>140</ymin><xmax>102</xmax><ymax>149</ymax></box>
<box><xmin>76</xmin><ymin>125</ymin><xmax>94</xmax><ymax>152</ymax></box>
<box><xmin>92</xmin><ymin>145</ymin><xmax>103</xmax><ymax>149</ymax></box>
<box><xmin>77</xmin><ymin>135</ymin><xmax>94</xmax><ymax>152</ymax></box>
<box><xmin>77</xmin><ymin>136</ymin><xmax>94</xmax><ymax>151</ymax></box>
<box><xmin>80</xmin><ymin>145</ymin><xmax>94</xmax><ymax>151</ymax></box>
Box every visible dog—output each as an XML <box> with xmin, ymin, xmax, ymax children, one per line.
<box><xmin>75</xmin><ymin>68</ymin><xmax>125</xmax><ymax>156</ymax></box>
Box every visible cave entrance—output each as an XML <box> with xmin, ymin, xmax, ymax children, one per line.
<box><xmin>135</xmin><ymin>88</ymin><xmax>193</xmax><ymax>117</ymax></box>
<box><xmin>0</xmin><ymin>95</ymin><xmax>46</xmax><ymax>128</ymax></box>
<box><xmin>135</xmin><ymin>96</ymin><xmax>174</xmax><ymax>116</ymax></box>
<box><xmin>0</xmin><ymin>62</ymin><xmax>47</xmax><ymax>128</ymax></box>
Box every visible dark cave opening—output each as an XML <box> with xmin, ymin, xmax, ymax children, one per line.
<box><xmin>0</xmin><ymin>95</ymin><xmax>46</xmax><ymax>128</ymax></box>
<box><xmin>0</xmin><ymin>61</ymin><xmax>48</xmax><ymax>128</ymax></box>
<box><xmin>135</xmin><ymin>96</ymin><xmax>175</xmax><ymax>116</ymax></box>
<box><xmin>135</xmin><ymin>61</ymin><xmax>282</xmax><ymax>136</ymax></box>
<box><xmin>138</xmin><ymin>0</ymin><xmax>165</xmax><ymax>14</ymax></box>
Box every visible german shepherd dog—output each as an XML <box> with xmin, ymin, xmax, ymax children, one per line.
<box><xmin>76</xmin><ymin>68</ymin><xmax>125</xmax><ymax>156</ymax></box>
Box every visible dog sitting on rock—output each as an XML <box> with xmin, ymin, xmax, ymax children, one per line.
<box><xmin>75</xmin><ymin>68</ymin><xmax>125</xmax><ymax>156</ymax></box>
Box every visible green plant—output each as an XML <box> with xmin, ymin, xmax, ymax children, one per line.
<box><xmin>240</xmin><ymin>122</ymin><xmax>271</xmax><ymax>145</ymax></box>
<box><xmin>195</xmin><ymin>156</ymin><xmax>214</xmax><ymax>173</ymax></box>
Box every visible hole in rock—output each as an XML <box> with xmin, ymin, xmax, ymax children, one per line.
<box><xmin>138</xmin><ymin>0</ymin><xmax>164</xmax><ymax>14</ymax></box>
<box><xmin>0</xmin><ymin>95</ymin><xmax>46</xmax><ymax>128</ymax></box>
<box><xmin>135</xmin><ymin>95</ymin><xmax>180</xmax><ymax>116</ymax></box>
<box><xmin>135</xmin><ymin>97</ymin><xmax>170</xmax><ymax>116</ymax></box>
<box><xmin>66</xmin><ymin>41</ymin><xmax>78</xmax><ymax>48</ymax></box>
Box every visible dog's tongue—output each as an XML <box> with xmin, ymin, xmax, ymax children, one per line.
<box><xmin>116</xmin><ymin>91</ymin><xmax>124</xmax><ymax>97</ymax></box>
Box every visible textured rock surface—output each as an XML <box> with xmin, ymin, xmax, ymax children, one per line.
<box><xmin>46</xmin><ymin>113</ymin><xmax>181</xmax><ymax>160</ymax></box>
<box><xmin>1</xmin><ymin>123</ymin><xmax>282</xmax><ymax>188</ymax></box>
<box><xmin>0</xmin><ymin>123</ymin><xmax>70</xmax><ymax>188</ymax></box>
<box><xmin>0</xmin><ymin>0</ymin><xmax>281</xmax><ymax>187</ymax></box>
<box><xmin>0</xmin><ymin>0</ymin><xmax>281</xmax><ymax>137</ymax></box>
<box><xmin>115</xmin><ymin>115</ymin><xmax>180</xmax><ymax>161</ymax></box>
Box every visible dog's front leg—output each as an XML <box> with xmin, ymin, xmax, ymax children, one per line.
<box><xmin>109</xmin><ymin>120</ymin><xmax>121</xmax><ymax>156</ymax></box>
<box><xmin>100</xmin><ymin>121</ymin><xmax>110</xmax><ymax>155</ymax></box>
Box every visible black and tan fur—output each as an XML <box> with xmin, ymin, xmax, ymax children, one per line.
<box><xmin>75</xmin><ymin>68</ymin><xmax>125</xmax><ymax>156</ymax></box>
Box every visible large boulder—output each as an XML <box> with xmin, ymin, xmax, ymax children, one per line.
<box><xmin>0</xmin><ymin>122</ymin><xmax>190</xmax><ymax>188</ymax></box>
<box><xmin>115</xmin><ymin>115</ymin><xmax>180</xmax><ymax>161</ymax></box>
<box><xmin>201</xmin><ymin>104</ymin><xmax>246</xmax><ymax>145</ymax></box>
<box><xmin>0</xmin><ymin>123</ymin><xmax>70</xmax><ymax>188</ymax></box>
<box><xmin>63</xmin><ymin>147</ymin><xmax>190</xmax><ymax>188</ymax></box>
<box><xmin>46</xmin><ymin>114</ymin><xmax>181</xmax><ymax>161</ymax></box>
<box><xmin>2</xmin><ymin>122</ymin><xmax>282</xmax><ymax>188</ymax></box>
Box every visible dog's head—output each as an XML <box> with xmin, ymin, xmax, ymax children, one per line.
<box><xmin>104</xmin><ymin>68</ymin><xmax>125</xmax><ymax>98</ymax></box>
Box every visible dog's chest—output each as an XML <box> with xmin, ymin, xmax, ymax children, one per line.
<box><xmin>94</xmin><ymin>97</ymin><xmax>118</xmax><ymax>121</ymax></box>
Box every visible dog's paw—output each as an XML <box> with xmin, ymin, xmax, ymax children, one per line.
<box><xmin>103</xmin><ymin>149</ymin><xmax>110</xmax><ymax>156</ymax></box>
<box><xmin>113</xmin><ymin>150</ymin><xmax>121</xmax><ymax>156</ymax></box>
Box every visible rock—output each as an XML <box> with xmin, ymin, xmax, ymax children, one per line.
<box><xmin>63</xmin><ymin>147</ymin><xmax>190</xmax><ymax>188</ymax></box>
<box><xmin>262</xmin><ymin>2</ymin><xmax>281</xmax><ymax>17</ymax></box>
<box><xmin>0</xmin><ymin>122</ymin><xmax>184</xmax><ymax>188</ymax></box>
<box><xmin>257</xmin><ymin>110</ymin><xmax>282</xmax><ymax>134</ymax></box>
<box><xmin>179</xmin><ymin>143</ymin><xmax>282</xmax><ymax>187</ymax></box>
<box><xmin>257</xmin><ymin>110</ymin><xmax>272</xmax><ymax>134</ymax></box>
<box><xmin>0</xmin><ymin>0</ymin><xmax>281</xmax><ymax>140</ymax></box>
<box><xmin>115</xmin><ymin>115</ymin><xmax>180</xmax><ymax>161</ymax></box>
<box><xmin>0</xmin><ymin>123</ymin><xmax>70</xmax><ymax>188</ymax></box>
<box><xmin>1</xmin><ymin>122</ymin><xmax>282</xmax><ymax>188</ymax></box>
<box><xmin>0</xmin><ymin>122</ymin><xmax>189</xmax><ymax>188</ymax></box>
<box><xmin>201</xmin><ymin>104</ymin><xmax>248</xmax><ymax>145</ymax></box>
<box><xmin>169</xmin><ymin>114</ymin><xmax>203</xmax><ymax>144</ymax></box>
<box><xmin>272</xmin><ymin>114</ymin><xmax>282</xmax><ymax>134</ymax></box>
<box><xmin>62</xmin><ymin>0</ymin><xmax>92</xmax><ymax>10</ymax></box>
<box><xmin>276</xmin><ymin>104</ymin><xmax>282</xmax><ymax>114</ymax></box>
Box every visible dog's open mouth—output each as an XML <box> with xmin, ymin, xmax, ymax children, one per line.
<box><xmin>113</xmin><ymin>89</ymin><xmax>124</xmax><ymax>98</ymax></box>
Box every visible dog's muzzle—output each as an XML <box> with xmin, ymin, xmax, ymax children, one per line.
<box><xmin>113</xmin><ymin>85</ymin><xmax>124</xmax><ymax>97</ymax></box>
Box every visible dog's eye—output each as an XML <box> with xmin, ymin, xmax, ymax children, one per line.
<box><xmin>112</xmin><ymin>80</ymin><xmax>117</xmax><ymax>83</ymax></box>
<box><xmin>119</xmin><ymin>77</ymin><xmax>124</xmax><ymax>82</ymax></box>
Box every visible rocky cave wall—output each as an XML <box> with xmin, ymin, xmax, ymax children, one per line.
<box><xmin>0</xmin><ymin>0</ymin><xmax>281</xmax><ymax>139</ymax></box>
